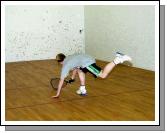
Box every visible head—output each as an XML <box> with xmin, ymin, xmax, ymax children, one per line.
<box><xmin>56</xmin><ymin>53</ymin><xmax>66</xmax><ymax>64</ymax></box>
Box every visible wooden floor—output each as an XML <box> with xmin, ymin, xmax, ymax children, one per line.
<box><xmin>5</xmin><ymin>59</ymin><xmax>155</xmax><ymax>121</ymax></box>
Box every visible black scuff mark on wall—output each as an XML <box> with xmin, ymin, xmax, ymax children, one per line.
<box><xmin>79</xmin><ymin>29</ymin><xmax>83</xmax><ymax>34</ymax></box>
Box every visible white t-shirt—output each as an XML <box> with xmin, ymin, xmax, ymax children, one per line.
<box><xmin>60</xmin><ymin>53</ymin><xmax>95</xmax><ymax>79</ymax></box>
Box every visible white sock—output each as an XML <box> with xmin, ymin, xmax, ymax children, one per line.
<box><xmin>79</xmin><ymin>86</ymin><xmax>86</xmax><ymax>93</ymax></box>
<box><xmin>113</xmin><ymin>57</ymin><xmax>122</xmax><ymax>65</ymax></box>
<box><xmin>80</xmin><ymin>85</ymin><xmax>85</xmax><ymax>90</ymax></box>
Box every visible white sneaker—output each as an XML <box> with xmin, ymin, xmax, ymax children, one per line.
<box><xmin>114</xmin><ymin>52</ymin><xmax>132</xmax><ymax>65</ymax></box>
<box><xmin>76</xmin><ymin>86</ymin><xmax>87</xmax><ymax>95</ymax></box>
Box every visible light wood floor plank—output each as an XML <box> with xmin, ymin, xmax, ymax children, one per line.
<box><xmin>5</xmin><ymin>59</ymin><xmax>155</xmax><ymax>121</ymax></box>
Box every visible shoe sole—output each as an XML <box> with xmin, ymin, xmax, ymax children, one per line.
<box><xmin>80</xmin><ymin>94</ymin><xmax>87</xmax><ymax>96</ymax></box>
<box><xmin>124</xmin><ymin>55</ymin><xmax>132</xmax><ymax>61</ymax></box>
<box><xmin>76</xmin><ymin>92</ymin><xmax>87</xmax><ymax>96</ymax></box>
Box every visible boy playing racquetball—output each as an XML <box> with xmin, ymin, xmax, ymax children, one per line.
<box><xmin>52</xmin><ymin>52</ymin><xmax>132</xmax><ymax>98</ymax></box>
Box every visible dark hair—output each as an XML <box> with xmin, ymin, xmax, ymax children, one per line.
<box><xmin>56</xmin><ymin>53</ymin><xmax>66</xmax><ymax>62</ymax></box>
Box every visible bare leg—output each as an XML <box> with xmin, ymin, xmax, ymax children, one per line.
<box><xmin>71</xmin><ymin>69</ymin><xmax>78</xmax><ymax>80</ymax></box>
<box><xmin>99</xmin><ymin>61</ymin><xmax>116</xmax><ymax>79</ymax></box>
<box><xmin>77</xmin><ymin>69</ymin><xmax>85</xmax><ymax>86</ymax></box>
<box><xmin>98</xmin><ymin>53</ymin><xmax>132</xmax><ymax>79</ymax></box>
<box><xmin>76</xmin><ymin>69</ymin><xmax>87</xmax><ymax>95</ymax></box>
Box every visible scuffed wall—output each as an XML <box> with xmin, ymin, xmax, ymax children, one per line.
<box><xmin>5</xmin><ymin>6</ymin><xmax>85</xmax><ymax>62</ymax></box>
<box><xmin>85</xmin><ymin>6</ymin><xmax>155</xmax><ymax>71</ymax></box>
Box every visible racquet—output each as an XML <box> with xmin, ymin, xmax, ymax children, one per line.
<box><xmin>50</xmin><ymin>78</ymin><xmax>69</xmax><ymax>90</ymax></box>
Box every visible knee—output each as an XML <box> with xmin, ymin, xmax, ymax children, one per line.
<box><xmin>77</xmin><ymin>69</ymin><xmax>82</xmax><ymax>73</ymax></box>
<box><xmin>99</xmin><ymin>74</ymin><xmax>107</xmax><ymax>79</ymax></box>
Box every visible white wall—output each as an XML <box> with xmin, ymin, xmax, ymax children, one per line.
<box><xmin>5</xmin><ymin>6</ymin><xmax>85</xmax><ymax>62</ymax></box>
<box><xmin>85</xmin><ymin>6</ymin><xmax>155</xmax><ymax>71</ymax></box>
<box><xmin>5</xmin><ymin>5</ymin><xmax>155</xmax><ymax>71</ymax></box>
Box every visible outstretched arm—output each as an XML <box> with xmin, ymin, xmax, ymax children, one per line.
<box><xmin>52</xmin><ymin>68</ymin><xmax>78</xmax><ymax>98</ymax></box>
<box><xmin>52</xmin><ymin>78</ymin><xmax>64</xmax><ymax>98</ymax></box>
